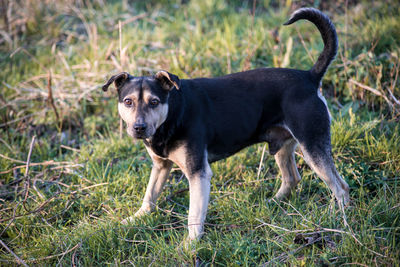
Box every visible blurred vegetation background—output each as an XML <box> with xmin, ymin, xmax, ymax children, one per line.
<box><xmin>0</xmin><ymin>0</ymin><xmax>399</xmax><ymax>265</ymax></box>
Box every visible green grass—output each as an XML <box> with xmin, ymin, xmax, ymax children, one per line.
<box><xmin>1</xmin><ymin>0</ymin><xmax>400</xmax><ymax>265</ymax></box>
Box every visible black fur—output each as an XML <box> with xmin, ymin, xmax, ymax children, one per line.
<box><xmin>144</xmin><ymin>68</ymin><xmax>323</xmax><ymax>168</ymax></box>
<box><xmin>284</xmin><ymin>8</ymin><xmax>338</xmax><ymax>80</ymax></box>
<box><xmin>102</xmin><ymin>72</ymin><xmax>132</xmax><ymax>92</ymax></box>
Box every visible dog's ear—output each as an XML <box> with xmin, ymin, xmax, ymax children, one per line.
<box><xmin>102</xmin><ymin>72</ymin><xmax>132</xmax><ymax>92</ymax></box>
<box><xmin>154</xmin><ymin>71</ymin><xmax>180</xmax><ymax>91</ymax></box>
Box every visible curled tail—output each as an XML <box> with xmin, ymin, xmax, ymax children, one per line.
<box><xmin>284</xmin><ymin>8</ymin><xmax>338</xmax><ymax>82</ymax></box>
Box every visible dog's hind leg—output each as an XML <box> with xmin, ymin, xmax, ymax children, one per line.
<box><xmin>283</xmin><ymin>91</ymin><xmax>350</xmax><ymax>207</ymax></box>
<box><xmin>273</xmin><ymin>138</ymin><xmax>302</xmax><ymax>200</ymax></box>
<box><xmin>300</xmin><ymin>144</ymin><xmax>350</xmax><ymax>208</ymax></box>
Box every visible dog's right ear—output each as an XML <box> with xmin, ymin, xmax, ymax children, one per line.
<box><xmin>102</xmin><ymin>72</ymin><xmax>131</xmax><ymax>92</ymax></box>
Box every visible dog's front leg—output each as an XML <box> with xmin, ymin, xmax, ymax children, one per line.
<box><xmin>137</xmin><ymin>158</ymin><xmax>173</xmax><ymax>215</ymax></box>
<box><xmin>122</xmin><ymin>157</ymin><xmax>172</xmax><ymax>224</ymax></box>
<box><xmin>187</xmin><ymin>163</ymin><xmax>212</xmax><ymax>241</ymax></box>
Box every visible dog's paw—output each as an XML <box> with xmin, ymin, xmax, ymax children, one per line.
<box><xmin>121</xmin><ymin>216</ymin><xmax>135</xmax><ymax>225</ymax></box>
<box><xmin>267</xmin><ymin>197</ymin><xmax>281</xmax><ymax>204</ymax></box>
<box><xmin>335</xmin><ymin>188</ymin><xmax>350</xmax><ymax>209</ymax></box>
<box><xmin>274</xmin><ymin>190</ymin><xmax>291</xmax><ymax>201</ymax></box>
<box><xmin>179</xmin><ymin>236</ymin><xmax>200</xmax><ymax>254</ymax></box>
<box><xmin>134</xmin><ymin>207</ymin><xmax>151</xmax><ymax>218</ymax></box>
<box><xmin>121</xmin><ymin>208</ymin><xmax>151</xmax><ymax>225</ymax></box>
<box><xmin>337</xmin><ymin>196</ymin><xmax>351</xmax><ymax>210</ymax></box>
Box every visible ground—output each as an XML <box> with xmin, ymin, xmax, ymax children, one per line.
<box><xmin>0</xmin><ymin>0</ymin><xmax>399</xmax><ymax>265</ymax></box>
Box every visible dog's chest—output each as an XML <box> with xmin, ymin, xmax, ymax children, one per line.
<box><xmin>144</xmin><ymin>139</ymin><xmax>169</xmax><ymax>158</ymax></box>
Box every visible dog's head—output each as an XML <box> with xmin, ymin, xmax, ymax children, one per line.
<box><xmin>102</xmin><ymin>71</ymin><xmax>180</xmax><ymax>139</ymax></box>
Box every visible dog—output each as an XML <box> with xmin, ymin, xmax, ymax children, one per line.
<box><xmin>102</xmin><ymin>8</ymin><xmax>350</xmax><ymax>242</ymax></box>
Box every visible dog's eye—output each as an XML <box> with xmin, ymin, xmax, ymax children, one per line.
<box><xmin>150</xmin><ymin>99</ymin><xmax>159</xmax><ymax>107</ymax></box>
<box><xmin>124</xmin><ymin>98</ymin><xmax>133</xmax><ymax>107</ymax></box>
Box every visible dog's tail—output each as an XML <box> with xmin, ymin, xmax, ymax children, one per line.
<box><xmin>284</xmin><ymin>8</ymin><xmax>338</xmax><ymax>82</ymax></box>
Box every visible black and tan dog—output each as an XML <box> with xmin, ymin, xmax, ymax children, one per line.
<box><xmin>102</xmin><ymin>8</ymin><xmax>350</xmax><ymax>242</ymax></box>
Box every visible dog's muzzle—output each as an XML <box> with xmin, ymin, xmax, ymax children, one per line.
<box><xmin>132</xmin><ymin>123</ymin><xmax>147</xmax><ymax>139</ymax></box>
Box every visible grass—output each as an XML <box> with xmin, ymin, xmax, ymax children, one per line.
<box><xmin>1</xmin><ymin>0</ymin><xmax>399</xmax><ymax>265</ymax></box>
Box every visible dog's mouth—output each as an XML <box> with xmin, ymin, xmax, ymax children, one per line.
<box><xmin>133</xmin><ymin>132</ymin><xmax>147</xmax><ymax>139</ymax></box>
<box><xmin>127</xmin><ymin>126</ymin><xmax>155</xmax><ymax>140</ymax></box>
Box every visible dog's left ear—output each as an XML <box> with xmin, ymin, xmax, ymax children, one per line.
<box><xmin>155</xmin><ymin>70</ymin><xmax>180</xmax><ymax>91</ymax></box>
<box><xmin>102</xmin><ymin>72</ymin><xmax>132</xmax><ymax>92</ymax></box>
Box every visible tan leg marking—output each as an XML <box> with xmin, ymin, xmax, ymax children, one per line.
<box><xmin>300</xmin><ymin>145</ymin><xmax>350</xmax><ymax>208</ymax></box>
<box><xmin>274</xmin><ymin>139</ymin><xmax>301</xmax><ymax>200</ymax></box>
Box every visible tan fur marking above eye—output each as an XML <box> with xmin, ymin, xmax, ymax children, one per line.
<box><xmin>142</xmin><ymin>90</ymin><xmax>159</xmax><ymax>103</ymax></box>
<box><xmin>124</xmin><ymin>92</ymin><xmax>139</xmax><ymax>101</ymax></box>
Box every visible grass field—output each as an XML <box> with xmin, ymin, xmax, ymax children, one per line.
<box><xmin>1</xmin><ymin>0</ymin><xmax>400</xmax><ymax>265</ymax></box>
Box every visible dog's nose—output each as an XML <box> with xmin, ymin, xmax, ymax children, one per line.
<box><xmin>134</xmin><ymin>123</ymin><xmax>147</xmax><ymax>133</ymax></box>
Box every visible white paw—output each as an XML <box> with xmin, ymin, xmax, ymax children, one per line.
<box><xmin>121</xmin><ymin>216</ymin><xmax>135</xmax><ymax>225</ymax></box>
<box><xmin>134</xmin><ymin>207</ymin><xmax>151</xmax><ymax>217</ymax></box>
<box><xmin>274</xmin><ymin>184</ymin><xmax>294</xmax><ymax>200</ymax></box>
<box><xmin>121</xmin><ymin>208</ymin><xmax>151</xmax><ymax>225</ymax></box>
<box><xmin>180</xmin><ymin>236</ymin><xmax>200</xmax><ymax>253</ymax></box>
